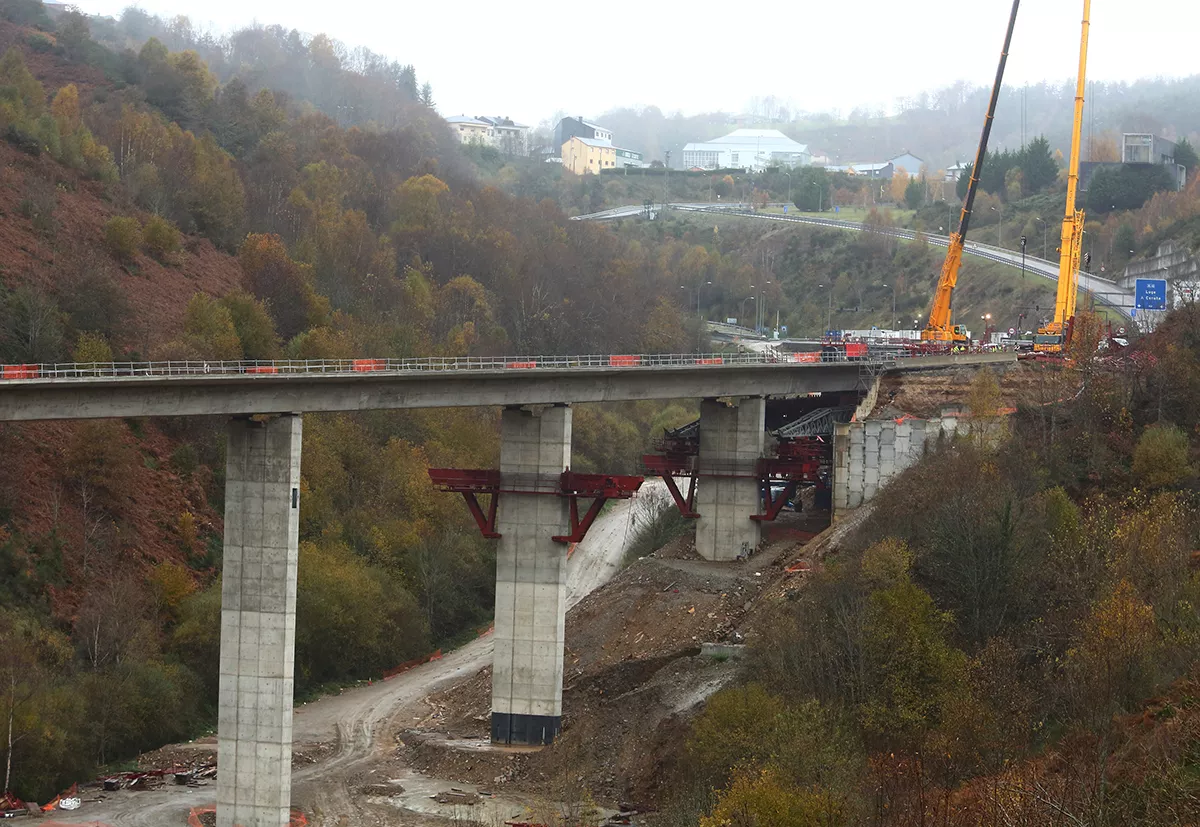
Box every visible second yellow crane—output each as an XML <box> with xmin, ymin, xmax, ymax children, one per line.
<box><xmin>1034</xmin><ymin>0</ymin><xmax>1091</xmax><ymax>353</ymax></box>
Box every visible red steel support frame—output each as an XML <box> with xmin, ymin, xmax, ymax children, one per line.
<box><xmin>428</xmin><ymin>469</ymin><xmax>643</xmax><ymax>544</ymax></box>
<box><xmin>640</xmin><ymin>455</ymin><xmax>699</xmax><ymax>518</ymax></box>
<box><xmin>642</xmin><ymin>436</ymin><xmax>830</xmax><ymax>523</ymax></box>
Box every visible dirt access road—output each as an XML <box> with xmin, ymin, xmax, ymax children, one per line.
<box><xmin>50</xmin><ymin>484</ymin><xmax>658</xmax><ymax>827</ymax></box>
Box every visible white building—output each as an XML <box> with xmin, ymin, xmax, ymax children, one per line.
<box><xmin>445</xmin><ymin>114</ymin><xmax>531</xmax><ymax>155</ymax></box>
<box><xmin>945</xmin><ymin>161</ymin><xmax>970</xmax><ymax>182</ymax></box>
<box><xmin>681</xmin><ymin>129</ymin><xmax>811</xmax><ymax>171</ymax></box>
<box><xmin>447</xmin><ymin>115</ymin><xmax>492</xmax><ymax>145</ymax></box>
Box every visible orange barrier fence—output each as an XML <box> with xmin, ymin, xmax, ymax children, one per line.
<box><xmin>352</xmin><ymin>359</ymin><xmax>387</xmax><ymax>372</ymax></box>
<box><xmin>245</xmin><ymin>366</ymin><xmax>279</xmax><ymax>374</ymax></box>
<box><xmin>505</xmin><ymin>361</ymin><xmax>537</xmax><ymax>369</ymax></box>
<box><xmin>789</xmin><ymin>353</ymin><xmax>821</xmax><ymax>363</ymax></box>
<box><xmin>1</xmin><ymin>364</ymin><xmax>39</xmax><ymax>379</ymax></box>
<box><xmin>694</xmin><ymin>358</ymin><xmax>724</xmax><ymax>365</ymax></box>
<box><xmin>607</xmin><ymin>355</ymin><xmax>641</xmax><ymax>367</ymax></box>
<box><xmin>382</xmin><ymin>649</ymin><xmax>443</xmax><ymax>681</ymax></box>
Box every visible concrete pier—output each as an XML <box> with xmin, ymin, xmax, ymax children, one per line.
<box><xmin>695</xmin><ymin>397</ymin><xmax>766</xmax><ymax>561</ymax></box>
<box><xmin>491</xmin><ymin>405</ymin><xmax>572</xmax><ymax>745</ymax></box>
<box><xmin>217</xmin><ymin>415</ymin><xmax>302</xmax><ymax>827</ymax></box>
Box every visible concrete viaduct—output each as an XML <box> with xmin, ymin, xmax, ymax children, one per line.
<box><xmin>0</xmin><ymin>351</ymin><xmax>1009</xmax><ymax>827</ymax></box>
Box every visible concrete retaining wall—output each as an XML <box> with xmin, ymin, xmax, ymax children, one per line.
<box><xmin>833</xmin><ymin>417</ymin><xmax>957</xmax><ymax>517</ymax></box>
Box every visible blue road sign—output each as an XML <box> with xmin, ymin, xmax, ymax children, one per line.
<box><xmin>1135</xmin><ymin>278</ymin><xmax>1168</xmax><ymax>310</ymax></box>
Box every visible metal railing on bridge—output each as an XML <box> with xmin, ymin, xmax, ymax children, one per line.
<box><xmin>0</xmin><ymin>350</ymin><xmax>917</xmax><ymax>382</ymax></box>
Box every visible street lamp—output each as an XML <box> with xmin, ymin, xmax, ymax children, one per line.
<box><xmin>697</xmin><ymin>280</ymin><xmax>712</xmax><ymax>319</ymax></box>
<box><xmin>881</xmin><ymin>282</ymin><xmax>897</xmax><ymax>331</ymax></box>
<box><xmin>990</xmin><ymin>204</ymin><xmax>1003</xmax><ymax>247</ymax></box>
<box><xmin>756</xmin><ymin>281</ymin><xmax>773</xmax><ymax>332</ymax></box>
<box><xmin>783</xmin><ymin>171</ymin><xmax>792</xmax><ymax>207</ymax></box>
<box><xmin>817</xmin><ymin>283</ymin><xmax>832</xmax><ymax>332</ymax></box>
<box><xmin>1034</xmin><ymin>216</ymin><xmax>1048</xmax><ymax>259</ymax></box>
<box><xmin>741</xmin><ymin>295</ymin><xmax>757</xmax><ymax>326</ymax></box>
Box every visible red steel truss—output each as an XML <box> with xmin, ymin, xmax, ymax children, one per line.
<box><xmin>427</xmin><ymin>469</ymin><xmax>643</xmax><ymax>543</ymax></box>
<box><xmin>641</xmin><ymin>435</ymin><xmax>830</xmax><ymax>523</ymax></box>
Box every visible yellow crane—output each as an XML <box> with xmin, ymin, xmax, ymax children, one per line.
<box><xmin>1034</xmin><ymin>0</ymin><xmax>1091</xmax><ymax>353</ymax></box>
<box><xmin>922</xmin><ymin>0</ymin><xmax>1021</xmax><ymax>345</ymax></box>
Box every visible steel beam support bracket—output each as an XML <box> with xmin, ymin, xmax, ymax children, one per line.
<box><xmin>428</xmin><ymin>469</ymin><xmax>643</xmax><ymax>543</ymax></box>
<box><xmin>640</xmin><ymin>454</ymin><xmax>699</xmax><ymax>518</ymax></box>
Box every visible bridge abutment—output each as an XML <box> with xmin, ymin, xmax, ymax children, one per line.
<box><xmin>695</xmin><ymin>397</ymin><xmax>765</xmax><ymax>561</ymax></box>
<box><xmin>217</xmin><ymin>414</ymin><xmax>302</xmax><ymax>827</ymax></box>
<box><xmin>491</xmin><ymin>405</ymin><xmax>572</xmax><ymax>746</ymax></box>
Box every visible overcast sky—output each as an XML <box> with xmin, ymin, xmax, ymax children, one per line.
<box><xmin>73</xmin><ymin>0</ymin><xmax>1198</xmax><ymax>126</ymax></box>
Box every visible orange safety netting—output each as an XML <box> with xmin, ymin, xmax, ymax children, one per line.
<box><xmin>381</xmin><ymin>649</ymin><xmax>442</xmax><ymax>680</ymax></box>
<box><xmin>188</xmin><ymin>806</ymin><xmax>307</xmax><ymax>826</ymax></box>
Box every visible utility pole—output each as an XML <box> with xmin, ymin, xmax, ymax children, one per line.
<box><xmin>1020</xmin><ymin>234</ymin><xmax>1027</xmax><ymax>279</ymax></box>
<box><xmin>663</xmin><ymin>150</ymin><xmax>671</xmax><ymax>209</ymax></box>
<box><xmin>819</xmin><ymin>283</ymin><xmax>832</xmax><ymax>332</ymax></box>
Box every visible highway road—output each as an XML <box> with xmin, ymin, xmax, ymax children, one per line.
<box><xmin>575</xmin><ymin>202</ymin><xmax>1135</xmax><ymax>319</ymax></box>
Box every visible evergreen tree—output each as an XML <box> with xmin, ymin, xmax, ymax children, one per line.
<box><xmin>1174</xmin><ymin>137</ymin><xmax>1198</xmax><ymax>174</ymax></box>
<box><xmin>904</xmin><ymin>176</ymin><xmax>924</xmax><ymax>209</ymax></box>
<box><xmin>1020</xmin><ymin>136</ymin><xmax>1059</xmax><ymax>193</ymax></box>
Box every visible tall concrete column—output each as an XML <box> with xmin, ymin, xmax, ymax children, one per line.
<box><xmin>217</xmin><ymin>415</ymin><xmax>302</xmax><ymax>827</ymax></box>
<box><xmin>491</xmin><ymin>405</ymin><xmax>571</xmax><ymax>746</ymax></box>
<box><xmin>695</xmin><ymin>397</ymin><xmax>765</xmax><ymax>561</ymax></box>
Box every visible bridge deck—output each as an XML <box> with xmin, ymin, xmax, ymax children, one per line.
<box><xmin>0</xmin><ymin>352</ymin><xmax>1015</xmax><ymax>421</ymax></box>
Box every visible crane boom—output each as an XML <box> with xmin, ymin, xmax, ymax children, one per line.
<box><xmin>1036</xmin><ymin>0</ymin><xmax>1090</xmax><ymax>353</ymax></box>
<box><xmin>922</xmin><ymin>0</ymin><xmax>1021</xmax><ymax>344</ymax></box>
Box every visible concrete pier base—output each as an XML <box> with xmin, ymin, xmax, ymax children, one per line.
<box><xmin>695</xmin><ymin>397</ymin><xmax>765</xmax><ymax>561</ymax></box>
<box><xmin>217</xmin><ymin>415</ymin><xmax>302</xmax><ymax>827</ymax></box>
<box><xmin>491</xmin><ymin>405</ymin><xmax>572</xmax><ymax>746</ymax></box>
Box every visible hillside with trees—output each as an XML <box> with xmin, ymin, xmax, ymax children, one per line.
<box><xmin>660</xmin><ymin>311</ymin><xmax>1200</xmax><ymax>826</ymax></box>
<box><xmin>0</xmin><ymin>0</ymin><xmax>725</xmax><ymax>800</ymax></box>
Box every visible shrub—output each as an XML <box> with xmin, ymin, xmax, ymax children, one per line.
<box><xmin>18</xmin><ymin>178</ymin><xmax>56</xmax><ymax>235</ymax></box>
<box><xmin>72</xmin><ymin>331</ymin><xmax>112</xmax><ymax>364</ymax></box>
<box><xmin>103</xmin><ymin>216</ymin><xmax>142</xmax><ymax>262</ymax></box>
<box><xmin>25</xmin><ymin>33</ymin><xmax>53</xmax><ymax>53</ymax></box>
<box><xmin>142</xmin><ymin>214</ymin><xmax>181</xmax><ymax>261</ymax></box>
<box><xmin>4</xmin><ymin>124</ymin><xmax>40</xmax><ymax>156</ymax></box>
<box><xmin>1132</xmin><ymin>423</ymin><xmax>1192</xmax><ymax>489</ymax></box>
<box><xmin>170</xmin><ymin>443</ymin><xmax>199</xmax><ymax>477</ymax></box>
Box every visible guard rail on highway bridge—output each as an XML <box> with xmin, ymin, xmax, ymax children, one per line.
<box><xmin>0</xmin><ymin>351</ymin><xmax>1015</xmax><ymax>421</ymax></box>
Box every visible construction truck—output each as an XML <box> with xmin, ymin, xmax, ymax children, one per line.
<box><xmin>1034</xmin><ymin>0</ymin><xmax>1090</xmax><ymax>354</ymax></box>
<box><xmin>921</xmin><ymin>0</ymin><xmax>1020</xmax><ymax>347</ymax></box>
